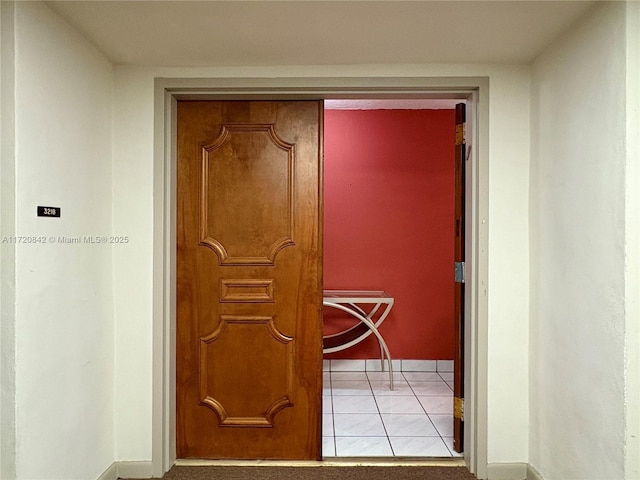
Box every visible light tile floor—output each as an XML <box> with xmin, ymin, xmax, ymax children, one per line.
<box><xmin>322</xmin><ymin>370</ymin><xmax>463</xmax><ymax>458</ymax></box>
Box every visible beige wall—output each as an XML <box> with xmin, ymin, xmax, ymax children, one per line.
<box><xmin>4</xmin><ymin>2</ymin><xmax>115</xmax><ymax>479</ymax></box>
<box><xmin>0</xmin><ymin>2</ymin><xmax>17</xmax><ymax>479</ymax></box>
<box><xmin>624</xmin><ymin>4</ymin><xmax>640</xmax><ymax>477</ymax></box>
<box><xmin>530</xmin><ymin>2</ymin><xmax>639</xmax><ymax>479</ymax></box>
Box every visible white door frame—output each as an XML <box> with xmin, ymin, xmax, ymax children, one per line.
<box><xmin>151</xmin><ymin>76</ymin><xmax>490</xmax><ymax>478</ymax></box>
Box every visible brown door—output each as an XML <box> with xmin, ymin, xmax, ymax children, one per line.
<box><xmin>176</xmin><ymin>101</ymin><xmax>323</xmax><ymax>459</ymax></box>
<box><xmin>453</xmin><ymin>102</ymin><xmax>466</xmax><ymax>453</ymax></box>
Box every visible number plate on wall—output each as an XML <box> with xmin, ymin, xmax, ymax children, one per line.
<box><xmin>37</xmin><ymin>206</ymin><xmax>61</xmax><ymax>217</ymax></box>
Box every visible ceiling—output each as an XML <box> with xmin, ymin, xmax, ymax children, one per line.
<box><xmin>45</xmin><ymin>1</ymin><xmax>597</xmax><ymax>68</ymax></box>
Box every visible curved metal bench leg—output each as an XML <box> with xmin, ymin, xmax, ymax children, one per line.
<box><xmin>379</xmin><ymin>342</ymin><xmax>393</xmax><ymax>388</ymax></box>
<box><xmin>324</xmin><ymin>302</ymin><xmax>394</xmax><ymax>390</ymax></box>
<box><xmin>378</xmin><ymin>343</ymin><xmax>393</xmax><ymax>389</ymax></box>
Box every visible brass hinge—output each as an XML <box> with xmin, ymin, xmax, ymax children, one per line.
<box><xmin>454</xmin><ymin>397</ymin><xmax>464</xmax><ymax>421</ymax></box>
<box><xmin>455</xmin><ymin>123</ymin><xmax>465</xmax><ymax>146</ymax></box>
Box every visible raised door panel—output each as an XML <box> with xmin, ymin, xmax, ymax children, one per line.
<box><xmin>200</xmin><ymin>124</ymin><xmax>294</xmax><ymax>265</ymax></box>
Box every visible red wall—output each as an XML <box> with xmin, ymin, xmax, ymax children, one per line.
<box><xmin>323</xmin><ymin>109</ymin><xmax>455</xmax><ymax>360</ymax></box>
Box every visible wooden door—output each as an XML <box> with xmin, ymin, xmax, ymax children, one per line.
<box><xmin>453</xmin><ymin>102</ymin><xmax>466</xmax><ymax>453</ymax></box>
<box><xmin>176</xmin><ymin>101</ymin><xmax>323</xmax><ymax>459</ymax></box>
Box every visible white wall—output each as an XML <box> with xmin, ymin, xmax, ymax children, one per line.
<box><xmin>112</xmin><ymin>67</ymin><xmax>155</xmax><ymax>464</ymax></box>
<box><xmin>112</xmin><ymin>64</ymin><xmax>531</xmax><ymax>474</ymax></box>
<box><xmin>485</xmin><ymin>67</ymin><xmax>530</xmax><ymax>466</ymax></box>
<box><xmin>530</xmin><ymin>3</ymin><xmax>636</xmax><ymax>479</ymax></box>
<box><xmin>10</xmin><ymin>3</ymin><xmax>115</xmax><ymax>479</ymax></box>
<box><xmin>623</xmin><ymin>3</ymin><xmax>640</xmax><ymax>477</ymax></box>
<box><xmin>1</xmin><ymin>2</ymin><xmax>18</xmax><ymax>479</ymax></box>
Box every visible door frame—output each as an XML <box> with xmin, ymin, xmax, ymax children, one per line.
<box><xmin>151</xmin><ymin>76</ymin><xmax>489</xmax><ymax>478</ymax></box>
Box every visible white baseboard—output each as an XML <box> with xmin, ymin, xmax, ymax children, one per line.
<box><xmin>526</xmin><ymin>464</ymin><xmax>545</xmax><ymax>480</ymax></box>
<box><xmin>97</xmin><ymin>461</ymin><xmax>154</xmax><ymax>480</ymax></box>
<box><xmin>324</xmin><ymin>359</ymin><xmax>454</xmax><ymax>372</ymax></box>
<box><xmin>486</xmin><ymin>462</ymin><xmax>528</xmax><ymax>480</ymax></box>
<box><xmin>117</xmin><ymin>461</ymin><xmax>154</xmax><ymax>479</ymax></box>
<box><xmin>97</xmin><ymin>463</ymin><xmax>118</xmax><ymax>480</ymax></box>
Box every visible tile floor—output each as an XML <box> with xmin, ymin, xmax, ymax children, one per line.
<box><xmin>322</xmin><ymin>368</ymin><xmax>462</xmax><ymax>458</ymax></box>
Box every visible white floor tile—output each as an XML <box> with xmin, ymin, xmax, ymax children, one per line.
<box><xmin>331</xmin><ymin>371</ymin><xmax>369</xmax><ymax>382</ymax></box>
<box><xmin>409</xmin><ymin>381</ymin><xmax>454</xmax><ymax>396</ymax></box>
<box><xmin>331</xmin><ymin>359</ymin><xmax>366</xmax><ymax>371</ymax></box>
<box><xmin>417</xmin><ymin>395</ymin><xmax>453</xmax><ymax>415</ymax></box>
<box><xmin>381</xmin><ymin>414</ymin><xmax>439</xmax><ymax>437</ymax></box>
<box><xmin>401</xmin><ymin>360</ymin><xmax>437</xmax><ymax>372</ymax></box>
<box><xmin>436</xmin><ymin>360</ymin><xmax>454</xmax><ymax>372</ymax></box>
<box><xmin>374</xmin><ymin>396</ymin><xmax>425</xmax><ymax>414</ymax></box>
<box><xmin>333</xmin><ymin>413</ymin><xmax>387</xmax><ymax>436</ymax></box>
<box><xmin>370</xmin><ymin>380</ymin><xmax>413</xmax><ymax>396</ymax></box>
<box><xmin>429</xmin><ymin>414</ymin><xmax>454</xmax><ymax>437</ymax></box>
<box><xmin>323</xmin><ymin>413</ymin><xmax>334</xmax><ymax>436</ymax></box>
<box><xmin>333</xmin><ymin>395</ymin><xmax>379</xmax><ymax>414</ymax></box>
<box><xmin>331</xmin><ymin>380</ymin><xmax>372</xmax><ymax>396</ymax></box>
<box><xmin>389</xmin><ymin>436</ymin><xmax>451</xmax><ymax>457</ymax></box>
<box><xmin>438</xmin><ymin>372</ymin><xmax>454</xmax><ymax>382</ymax></box>
<box><xmin>321</xmin><ymin>365</ymin><xmax>455</xmax><ymax>458</ymax></box>
<box><xmin>323</xmin><ymin>372</ymin><xmax>331</xmax><ymax>384</ymax></box>
<box><xmin>322</xmin><ymin>395</ymin><xmax>332</xmax><ymax>414</ymax></box>
<box><xmin>335</xmin><ymin>437</ymin><xmax>393</xmax><ymax>457</ymax></box>
<box><xmin>366</xmin><ymin>371</ymin><xmax>405</xmax><ymax>381</ymax></box>
<box><xmin>323</xmin><ymin>436</ymin><xmax>336</xmax><ymax>457</ymax></box>
<box><xmin>403</xmin><ymin>372</ymin><xmax>442</xmax><ymax>382</ymax></box>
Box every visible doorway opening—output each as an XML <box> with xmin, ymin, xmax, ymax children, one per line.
<box><xmin>153</xmin><ymin>76</ymin><xmax>488</xmax><ymax>479</ymax></box>
<box><xmin>321</xmin><ymin>99</ymin><xmax>460</xmax><ymax>458</ymax></box>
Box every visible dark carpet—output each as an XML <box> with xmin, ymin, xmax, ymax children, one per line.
<box><xmin>121</xmin><ymin>465</ymin><xmax>477</xmax><ymax>480</ymax></box>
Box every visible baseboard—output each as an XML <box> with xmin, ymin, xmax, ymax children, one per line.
<box><xmin>486</xmin><ymin>462</ymin><xmax>528</xmax><ymax>480</ymax></box>
<box><xmin>117</xmin><ymin>461</ymin><xmax>154</xmax><ymax>479</ymax></box>
<box><xmin>97</xmin><ymin>461</ymin><xmax>154</xmax><ymax>480</ymax></box>
<box><xmin>526</xmin><ymin>464</ymin><xmax>545</xmax><ymax>480</ymax></box>
<box><xmin>323</xmin><ymin>359</ymin><xmax>454</xmax><ymax>373</ymax></box>
<box><xmin>97</xmin><ymin>463</ymin><xmax>118</xmax><ymax>480</ymax></box>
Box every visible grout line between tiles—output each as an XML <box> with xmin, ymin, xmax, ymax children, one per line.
<box><xmin>369</xmin><ymin>374</ymin><xmax>395</xmax><ymax>456</ymax></box>
<box><xmin>330</xmin><ymin>379</ymin><xmax>337</xmax><ymax>456</ymax></box>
